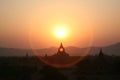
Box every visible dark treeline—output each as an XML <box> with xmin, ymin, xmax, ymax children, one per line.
<box><xmin>0</xmin><ymin>55</ymin><xmax>120</xmax><ymax>80</ymax></box>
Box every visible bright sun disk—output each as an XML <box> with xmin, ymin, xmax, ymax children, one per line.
<box><xmin>54</xmin><ymin>24</ymin><xmax>68</xmax><ymax>39</ymax></box>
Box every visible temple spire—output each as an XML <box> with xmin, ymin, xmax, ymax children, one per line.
<box><xmin>60</xmin><ymin>42</ymin><xmax>63</xmax><ymax>48</ymax></box>
<box><xmin>99</xmin><ymin>48</ymin><xmax>104</xmax><ymax>57</ymax></box>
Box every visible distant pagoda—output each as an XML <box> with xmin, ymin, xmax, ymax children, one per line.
<box><xmin>99</xmin><ymin>48</ymin><xmax>104</xmax><ymax>57</ymax></box>
<box><xmin>43</xmin><ymin>43</ymin><xmax>80</xmax><ymax>67</ymax></box>
<box><xmin>52</xmin><ymin>43</ymin><xmax>69</xmax><ymax>57</ymax></box>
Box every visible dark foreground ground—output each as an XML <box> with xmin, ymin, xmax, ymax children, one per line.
<box><xmin>0</xmin><ymin>55</ymin><xmax>120</xmax><ymax>80</ymax></box>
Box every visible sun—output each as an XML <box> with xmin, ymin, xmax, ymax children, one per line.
<box><xmin>54</xmin><ymin>24</ymin><xmax>68</xmax><ymax>39</ymax></box>
<box><xmin>56</xmin><ymin>28</ymin><xmax>66</xmax><ymax>38</ymax></box>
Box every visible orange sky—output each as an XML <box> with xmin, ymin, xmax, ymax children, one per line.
<box><xmin>0</xmin><ymin>0</ymin><xmax>120</xmax><ymax>48</ymax></box>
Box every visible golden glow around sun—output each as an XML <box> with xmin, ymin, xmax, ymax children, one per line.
<box><xmin>54</xmin><ymin>24</ymin><xmax>68</xmax><ymax>39</ymax></box>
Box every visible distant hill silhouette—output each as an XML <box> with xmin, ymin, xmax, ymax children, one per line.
<box><xmin>0</xmin><ymin>42</ymin><xmax>120</xmax><ymax>56</ymax></box>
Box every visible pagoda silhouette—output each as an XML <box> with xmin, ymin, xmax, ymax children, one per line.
<box><xmin>43</xmin><ymin>43</ymin><xmax>79</xmax><ymax>67</ymax></box>
<box><xmin>99</xmin><ymin>48</ymin><xmax>104</xmax><ymax>57</ymax></box>
<box><xmin>52</xmin><ymin>43</ymin><xmax>69</xmax><ymax>57</ymax></box>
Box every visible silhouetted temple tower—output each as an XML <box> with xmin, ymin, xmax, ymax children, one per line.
<box><xmin>99</xmin><ymin>48</ymin><xmax>104</xmax><ymax>57</ymax></box>
<box><xmin>52</xmin><ymin>42</ymin><xmax>69</xmax><ymax>57</ymax></box>
<box><xmin>58</xmin><ymin>43</ymin><xmax>65</xmax><ymax>53</ymax></box>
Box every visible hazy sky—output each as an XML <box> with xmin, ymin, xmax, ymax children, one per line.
<box><xmin>0</xmin><ymin>0</ymin><xmax>120</xmax><ymax>48</ymax></box>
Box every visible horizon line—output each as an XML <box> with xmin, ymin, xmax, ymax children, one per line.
<box><xmin>0</xmin><ymin>42</ymin><xmax>119</xmax><ymax>49</ymax></box>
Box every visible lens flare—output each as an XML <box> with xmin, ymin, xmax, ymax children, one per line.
<box><xmin>29</xmin><ymin>23</ymin><xmax>93</xmax><ymax>68</ymax></box>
